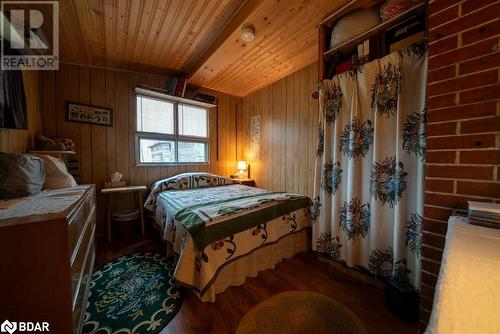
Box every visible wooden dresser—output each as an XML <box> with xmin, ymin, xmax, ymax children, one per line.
<box><xmin>0</xmin><ymin>185</ymin><xmax>96</xmax><ymax>334</ymax></box>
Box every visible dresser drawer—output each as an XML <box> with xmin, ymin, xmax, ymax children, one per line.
<box><xmin>73</xmin><ymin>241</ymin><xmax>95</xmax><ymax>334</ymax></box>
<box><xmin>70</xmin><ymin>207</ymin><xmax>95</xmax><ymax>303</ymax></box>
<box><xmin>68</xmin><ymin>188</ymin><xmax>95</xmax><ymax>255</ymax></box>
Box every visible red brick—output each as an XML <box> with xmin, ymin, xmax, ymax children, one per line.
<box><xmin>420</xmin><ymin>308</ymin><xmax>431</xmax><ymax>325</ymax></box>
<box><xmin>462</xmin><ymin>19</ymin><xmax>500</xmax><ymax>45</ymax></box>
<box><xmin>429</xmin><ymin>4</ymin><xmax>499</xmax><ymax>42</ymax></box>
<box><xmin>428</xmin><ymin>70</ymin><xmax>497</xmax><ymax>96</ymax></box>
<box><xmin>427</xmin><ymin>122</ymin><xmax>457</xmax><ymax>136</ymax></box>
<box><xmin>428</xmin><ymin>93</ymin><xmax>456</xmax><ymax>109</ymax></box>
<box><xmin>422</xmin><ymin>245</ymin><xmax>445</xmax><ymax>262</ymax></box>
<box><xmin>429</xmin><ymin>35</ymin><xmax>459</xmax><ymax>57</ymax></box>
<box><xmin>460</xmin><ymin>83</ymin><xmax>500</xmax><ymax>104</ymax></box>
<box><xmin>429</xmin><ymin>5</ymin><xmax>459</xmax><ymax>28</ymax></box>
<box><xmin>427</xmin><ymin>101</ymin><xmax>497</xmax><ymax>122</ymax></box>
<box><xmin>460</xmin><ymin>149</ymin><xmax>500</xmax><ymax>164</ymax></box>
<box><xmin>461</xmin><ymin>116</ymin><xmax>500</xmax><ymax>134</ymax></box>
<box><xmin>426</xmin><ymin>150</ymin><xmax>457</xmax><ymax>163</ymax></box>
<box><xmin>422</xmin><ymin>257</ymin><xmax>443</xmax><ymax>275</ymax></box>
<box><xmin>425</xmin><ymin>192</ymin><xmax>491</xmax><ymax>209</ymax></box>
<box><xmin>428</xmin><ymin>38</ymin><xmax>498</xmax><ymax>69</ymax></box>
<box><xmin>457</xmin><ymin>181</ymin><xmax>500</xmax><ymax>198</ymax></box>
<box><xmin>425</xmin><ymin>179</ymin><xmax>454</xmax><ymax>193</ymax></box>
<box><xmin>427</xmin><ymin>134</ymin><xmax>496</xmax><ymax>150</ymax></box>
<box><xmin>424</xmin><ymin>206</ymin><xmax>454</xmax><ymax>221</ymax></box>
<box><xmin>424</xmin><ymin>192</ymin><xmax>458</xmax><ymax>209</ymax></box>
<box><xmin>421</xmin><ymin>283</ymin><xmax>437</xmax><ymax>299</ymax></box>
<box><xmin>428</xmin><ymin>65</ymin><xmax>456</xmax><ymax>83</ymax></box>
<box><xmin>462</xmin><ymin>0</ymin><xmax>499</xmax><ymax>14</ymax></box>
<box><xmin>429</xmin><ymin>0</ymin><xmax>461</xmax><ymax>14</ymax></box>
<box><xmin>424</xmin><ymin>218</ymin><xmax>449</xmax><ymax>235</ymax></box>
<box><xmin>420</xmin><ymin>296</ymin><xmax>435</xmax><ymax>312</ymax></box>
<box><xmin>421</xmin><ymin>0</ymin><xmax>500</xmax><ymax>326</ymax></box>
<box><xmin>426</xmin><ymin>165</ymin><xmax>494</xmax><ymax>180</ymax></box>
<box><xmin>420</xmin><ymin>321</ymin><xmax>428</xmax><ymax>332</ymax></box>
<box><xmin>421</xmin><ymin>271</ymin><xmax>439</xmax><ymax>288</ymax></box>
<box><xmin>422</xmin><ymin>0</ymin><xmax>500</xmax><ymax>326</ymax></box>
<box><xmin>459</xmin><ymin>52</ymin><xmax>500</xmax><ymax>75</ymax></box>
<box><xmin>423</xmin><ymin>233</ymin><xmax>446</xmax><ymax>250</ymax></box>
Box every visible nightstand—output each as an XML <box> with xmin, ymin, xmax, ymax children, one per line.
<box><xmin>234</xmin><ymin>178</ymin><xmax>256</xmax><ymax>187</ymax></box>
<box><xmin>101</xmin><ymin>185</ymin><xmax>147</xmax><ymax>242</ymax></box>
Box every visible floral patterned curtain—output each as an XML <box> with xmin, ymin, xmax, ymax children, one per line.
<box><xmin>312</xmin><ymin>43</ymin><xmax>427</xmax><ymax>289</ymax></box>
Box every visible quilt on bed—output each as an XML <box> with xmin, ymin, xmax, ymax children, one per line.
<box><xmin>153</xmin><ymin>184</ymin><xmax>312</xmax><ymax>297</ymax></box>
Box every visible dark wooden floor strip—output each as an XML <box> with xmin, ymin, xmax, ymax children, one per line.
<box><xmin>96</xmin><ymin>232</ymin><xmax>418</xmax><ymax>334</ymax></box>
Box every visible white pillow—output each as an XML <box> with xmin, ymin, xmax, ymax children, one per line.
<box><xmin>330</xmin><ymin>7</ymin><xmax>381</xmax><ymax>49</ymax></box>
<box><xmin>36</xmin><ymin>155</ymin><xmax>77</xmax><ymax>189</ymax></box>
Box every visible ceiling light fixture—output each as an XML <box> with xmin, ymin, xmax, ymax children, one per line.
<box><xmin>241</xmin><ymin>24</ymin><xmax>255</xmax><ymax>42</ymax></box>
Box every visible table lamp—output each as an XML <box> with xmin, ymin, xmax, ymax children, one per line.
<box><xmin>237</xmin><ymin>161</ymin><xmax>247</xmax><ymax>178</ymax></box>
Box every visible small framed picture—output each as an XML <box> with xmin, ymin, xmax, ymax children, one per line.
<box><xmin>66</xmin><ymin>102</ymin><xmax>113</xmax><ymax>127</ymax></box>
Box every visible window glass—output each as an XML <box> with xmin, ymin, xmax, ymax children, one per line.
<box><xmin>178</xmin><ymin>104</ymin><xmax>208</xmax><ymax>137</ymax></box>
<box><xmin>135</xmin><ymin>92</ymin><xmax>209</xmax><ymax>165</ymax></box>
<box><xmin>136</xmin><ymin>95</ymin><xmax>174</xmax><ymax>134</ymax></box>
<box><xmin>139</xmin><ymin>138</ymin><xmax>175</xmax><ymax>163</ymax></box>
<box><xmin>178</xmin><ymin>141</ymin><xmax>207</xmax><ymax>163</ymax></box>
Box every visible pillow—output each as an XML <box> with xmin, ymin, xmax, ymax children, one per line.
<box><xmin>35</xmin><ymin>154</ymin><xmax>77</xmax><ymax>189</ymax></box>
<box><xmin>52</xmin><ymin>137</ymin><xmax>76</xmax><ymax>151</ymax></box>
<box><xmin>35</xmin><ymin>134</ymin><xmax>65</xmax><ymax>151</ymax></box>
<box><xmin>144</xmin><ymin>173</ymin><xmax>236</xmax><ymax>211</ymax></box>
<box><xmin>0</xmin><ymin>153</ymin><xmax>45</xmax><ymax>199</ymax></box>
<box><xmin>329</xmin><ymin>7</ymin><xmax>380</xmax><ymax>49</ymax></box>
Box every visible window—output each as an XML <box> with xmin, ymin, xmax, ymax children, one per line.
<box><xmin>135</xmin><ymin>91</ymin><xmax>209</xmax><ymax>165</ymax></box>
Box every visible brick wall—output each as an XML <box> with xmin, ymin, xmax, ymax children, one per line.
<box><xmin>422</xmin><ymin>0</ymin><xmax>500</xmax><ymax>327</ymax></box>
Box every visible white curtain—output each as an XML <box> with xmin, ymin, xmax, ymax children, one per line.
<box><xmin>312</xmin><ymin>43</ymin><xmax>427</xmax><ymax>289</ymax></box>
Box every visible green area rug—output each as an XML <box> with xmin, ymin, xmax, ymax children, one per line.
<box><xmin>82</xmin><ymin>253</ymin><xmax>183</xmax><ymax>334</ymax></box>
<box><xmin>236</xmin><ymin>291</ymin><xmax>367</xmax><ymax>334</ymax></box>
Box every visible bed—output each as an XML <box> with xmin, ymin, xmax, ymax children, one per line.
<box><xmin>144</xmin><ymin>173</ymin><xmax>312</xmax><ymax>302</ymax></box>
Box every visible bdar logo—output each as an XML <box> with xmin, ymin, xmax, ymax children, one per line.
<box><xmin>0</xmin><ymin>320</ymin><xmax>17</xmax><ymax>334</ymax></box>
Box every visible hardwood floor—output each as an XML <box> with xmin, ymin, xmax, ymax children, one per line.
<box><xmin>96</xmin><ymin>232</ymin><xmax>418</xmax><ymax>334</ymax></box>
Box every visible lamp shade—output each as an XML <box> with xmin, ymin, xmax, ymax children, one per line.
<box><xmin>237</xmin><ymin>160</ymin><xmax>247</xmax><ymax>171</ymax></box>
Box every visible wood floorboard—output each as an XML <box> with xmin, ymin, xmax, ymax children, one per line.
<box><xmin>96</xmin><ymin>232</ymin><xmax>418</xmax><ymax>334</ymax></box>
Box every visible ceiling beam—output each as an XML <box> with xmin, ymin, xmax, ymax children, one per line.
<box><xmin>184</xmin><ymin>0</ymin><xmax>264</xmax><ymax>80</ymax></box>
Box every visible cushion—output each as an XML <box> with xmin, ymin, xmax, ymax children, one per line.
<box><xmin>35</xmin><ymin>154</ymin><xmax>77</xmax><ymax>189</ymax></box>
<box><xmin>52</xmin><ymin>137</ymin><xmax>76</xmax><ymax>151</ymax></box>
<box><xmin>0</xmin><ymin>153</ymin><xmax>45</xmax><ymax>199</ymax></box>
<box><xmin>329</xmin><ymin>7</ymin><xmax>380</xmax><ymax>49</ymax></box>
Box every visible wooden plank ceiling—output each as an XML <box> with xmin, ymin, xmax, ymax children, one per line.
<box><xmin>56</xmin><ymin>0</ymin><xmax>348</xmax><ymax>96</ymax></box>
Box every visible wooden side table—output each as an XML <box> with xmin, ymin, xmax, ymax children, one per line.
<box><xmin>234</xmin><ymin>178</ymin><xmax>256</xmax><ymax>187</ymax></box>
<box><xmin>101</xmin><ymin>185</ymin><xmax>147</xmax><ymax>242</ymax></box>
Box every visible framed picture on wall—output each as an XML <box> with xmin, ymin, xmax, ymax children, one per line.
<box><xmin>66</xmin><ymin>102</ymin><xmax>113</xmax><ymax>127</ymax></box>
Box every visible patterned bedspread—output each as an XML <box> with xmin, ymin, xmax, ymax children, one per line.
<box><xmin>153</xmin><ymin>184</ymin><xmax>312</xmax><ymax>298</ymax></box>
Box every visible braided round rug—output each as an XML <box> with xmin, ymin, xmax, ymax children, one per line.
<box><xmin>82</xmin><ymin>253</ymin><xmax>183</xmax><ymax>334</ymax></box>
<box><xmin>236</xmin><ymin>291</ymin><xmax>367</xmax><ymax>334</ymax></box>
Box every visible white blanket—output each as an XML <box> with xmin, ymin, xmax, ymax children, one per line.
<box><xmin>425</xmin><ymin>216</ymin><xmax>500</xmax><ymax>334</ymax></box>
<box><xmin>0</xmin><ymin>186</ymin><xmax>89</xmax><ymax>220</ymax></box>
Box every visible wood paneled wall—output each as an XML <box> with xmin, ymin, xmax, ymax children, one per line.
<box><xmin>40</xmin><ymin>63</ymin><xmax>241</xmax><ymax>235</ymax></box>
<box><xmin>238</xmin><ymin>63</ymin><xmax>318</xmax><ymax>198</ymax></box>
<box><xmin>0</xmin><ymin>70</ymin><xmax>42</xmax><ymax>152</ymax></box>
